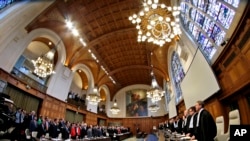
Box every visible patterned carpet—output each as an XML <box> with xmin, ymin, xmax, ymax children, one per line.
<box><xmin>122</xmin><ymin>131</ymin><xmax>165</xmax><ymax>141</ymax></box>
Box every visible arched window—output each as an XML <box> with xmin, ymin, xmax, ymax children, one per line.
<box><xmin>171</xmin><ymin>52</ymin><xmax>185</xmax><ymax>104</ymax></box>
<box><xmin>180</xmin><ymin>0</ymin><xmax>240</xmax><ymax>60</ymax></box>
<box><xmin>0</xmin><ymin>0</ymin><xmax>17</xmax><ymax>11</ymax></box>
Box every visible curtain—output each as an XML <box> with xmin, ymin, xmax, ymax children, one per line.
<box><xmin>65</xmin><ymin>109</ymin><xmax>85</xmax><ymax>123</ymax></box>
<box><xmin>65</xmin><ymin>109</ymin><xmax>75</xmax><ymax>123</ymax></box>
<box><xmin>5</xmin><ymin>84</ymin><xmax>40</xmax><ymax>113</ymax></box>
<box><xmin>75</xmin><ymin>113</ymin><xmax>84</xmax><ymax>123</ymax></box>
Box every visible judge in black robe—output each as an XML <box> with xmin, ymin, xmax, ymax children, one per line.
<box><xmin>183</xmin><ymin>115</ymin><xmax>191</xmax><ymax>134</ymax></box>
<box><xmin>195</xmin><ymin>101</ymin><xmax>217</xmax><ymax>141</ymax></box>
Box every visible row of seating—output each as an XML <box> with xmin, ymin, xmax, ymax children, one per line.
<box><xmin>25</xmin><ymin>129</ymin><xmax>63</xmax><ymax>140</ymax></box>
<box><xmin>214</xmin><ymin>109</ymin><xmax>240</xmax><ymax>141</ymax></box>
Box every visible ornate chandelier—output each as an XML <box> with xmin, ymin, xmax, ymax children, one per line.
<box><xmin>110</xmin><ymin>99</ymin><xmax>120</xmax><ymax>114</ymax></box>
<box><xmin>86</xmin><ymin>93</ymin><xmax>101</xmax><ymax>105</ymax></box>
<box><xmin>129</xmin><ymin>0</ymin><xmax>181</xmax><ymax>46</ymax></box>
<box><xmin>32</xmin><ymin>49</ymin><xmax>55</xmax><ymax>78</ymax></box>
<box><xmin>148</xmin><ymin>103</ymin><xmax>160</xmax><ymax>112</ymax></box>
<box><xmin>147</xmin><ymin>72</ymin><xmax>165</xmax><ymax>103</ymax></box>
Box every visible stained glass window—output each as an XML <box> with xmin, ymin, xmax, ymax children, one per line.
<box><xmin>195</xmin><ymin>11</ymin><xmax>205</xmax><ymax>27</ymax></box>
<box><xmin>203</xmin><ymin>17</ymin><xmax>214</xmax><ymax>37</ymax></box>
<box><xmin>217</xmin><ymin>4</ymin><xmax>235</xmax><ymax>29</ymax></box>
<box><xmin>180</xmin><ymin>0</ymin><xmax>238</xmax><ymax>60</ymax></box>
<box><xmin>197</xmin><ymin>0</ymin><xmax>208</xmax><ymax>12</ymax></box>
<box><xmin>224</xmin><ymin>0</ymin><xmax>240</xmax><ymax>8</ymax></box>
<box><xmin>171</xmin><ymin>52</ymin><xmax>185</xmax><ymax>104</ymax></box>
<box><xmin>0</xmin><ymin>0</ymin><xmax>16</xmax><ymax>10</ymax></box>
<box><xmin>192</xmin><ymin>0</ymin><xmax>199</xmax><ymax>7</ymax></box>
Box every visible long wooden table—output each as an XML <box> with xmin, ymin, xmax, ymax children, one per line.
<box><xmin>109</xmin><ymin>132</ymin><xmax>132</xmax><ymax>141</ymax></box>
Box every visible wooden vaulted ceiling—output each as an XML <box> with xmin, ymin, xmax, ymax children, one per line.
<box><xmin>25</xmin><ymin>0</ymin><xmax>174</xmax><ymax>99</ymax></box>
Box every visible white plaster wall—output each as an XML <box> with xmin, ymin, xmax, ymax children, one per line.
<box><xmin>0</xmin><ymin>1</ymin><xmax>54</xmax><ymax>72</ymax></box>
<box><xmin>71</xmin><ymin>64</ymin><xmax>97</xmax><ymax>113</ymax></box>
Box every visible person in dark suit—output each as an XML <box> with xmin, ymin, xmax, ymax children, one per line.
<box><xmin>49</xmin><ymin>118</ymin><xmax>59</xmax><ymax>138</ymax></box>
<box><xmin>81</xmin><ymin>123</ymin><xmax>88</xmax><ymax>138</ymax></box>
<box><xmin>37</xmin><ymin>119</ymin><xmax>46</xmax><ymax>138</ymax></box>
<box><xmin>87</xmin><ymin>125</ymin><xmax>93</xmax><ymax>138</ymax></box>
<box><xmin>194</xmin><ymin>100</ymin><xmax>217</xmax><ymax>141</ymax></box>
<box><xmin>29</xmin><ymin>115</ymin><xmax>37</xmax><ymax>132</ymax></box>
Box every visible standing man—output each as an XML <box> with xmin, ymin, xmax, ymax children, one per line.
<box><xmin>195</xmin><ymin>100</ymin><xmax>217</xmax><ymax>141</ymax></box>
<box><xmin>182</xmin><ymin>109</ymin><xmax>190</xmax><ymax>134</ymax></box>
<box><xmin>186</xmin><ymin>106</ymin><xmax>197</xmax><ymax>138</ymax></box>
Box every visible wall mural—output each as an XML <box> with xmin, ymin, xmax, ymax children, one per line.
<box><xmin>126</xmin><ymin>89</ymin><xmax>148</xmax><ymax>117</ymax></box>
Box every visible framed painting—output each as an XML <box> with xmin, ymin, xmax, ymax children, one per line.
<box><xmin>126</xmin><ymin>89</ymin><xmax>148</xmax><ymax>117</ymax></box>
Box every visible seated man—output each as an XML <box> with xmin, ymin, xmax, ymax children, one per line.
<box><xmin>145</xmin><ymin>129</ymin><xmax>158</xmax><ymax>141</ymax></box>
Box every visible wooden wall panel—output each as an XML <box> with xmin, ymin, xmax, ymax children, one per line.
<box><xmin>205</xmin><ymin>98</ymin><xmax>224</xmax><ymax>119</ymax></box>
<box><xmin>86</xmin><ymin>112</ymin><xmax>98</xmax><ymax>125</ymax></box>
<box><xmin>107</xmin><ymin>116</ymin><xmax>166</xmax><ymax>135</ymax></box>
<box><xmin>212</xmin><ymin>6</ymin><xmax>250</xmax><ymax>128</ymax></box>
<box><xmin>40</xmin><ymin>96</ymin><xmax>66</xmax><ymax>119</ymax></box>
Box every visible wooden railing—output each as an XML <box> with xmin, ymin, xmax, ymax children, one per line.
<box><xmin>10</xmin><ymin>67</ymin><xmax>47</xmax><ymax>93</ymax></box>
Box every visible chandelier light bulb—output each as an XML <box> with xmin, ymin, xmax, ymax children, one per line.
<box><xmin>150</xmin><ymin>20</ymin><xmax>156</xmax><ymax>25</ymax></box>
<box><xmin>175</xmin><ymin>18</ymin><xmax>180</xmax><ymax>22</ymax></box>
<box><xmin>158</xmin><ymin>16</ymin><xmax>163</xmax><ymax>21</ymax></box>
<box><xmin>166</xmin><ymin>38</ymin><xmax>171</xmax><ymax>42</ymax></box>
<box><xmin>139</xmin><ymin>11</ymin><xmax>144</xmax><ymax>16</ymax></box>
<box><xmin>147</xmin><ymin>25</ymin><xmax>152</xmax><ymax>29</ymax></box>
<box><xmin>152</xmin><ymin>4</ymin><xmax>157</xmax><ymax>9</ymax></box>
<box><xmin>154</xmin><ymin>0</ymin><xmax>159</xmax><ymax>3</ymax></box>
<box><xmin>166</xmin><ymin>17</ymin><xmax>171</xmax><ymax>22</ymax></box>
<box><xmin>170</xmin><ymin>34</ymin><xmax>175</xmax><ymax>38</ymax></box>
<box><xmin>128</xmin><ymin>16</ymin><xmax>133</xmax><ymax>20</ymax></box>
<box><xmin>129</xmin><ymin>1</ymin><xmax>181</xmax><ymax>46</ymax></box>
<box><xmin>147</xmin><ymin>0</ymin><xmax>152</xmax><ymax>5</ymax></box>
<box><xmin>170</xmin><ymin>21</ymin><xmax>175</xmax><ymax>26</ymax></box>
<box><xmin>136</xmin><ymin>18</ymin><xmax>141</xmax><ymax>23</ymax></box>
<box><xmin>146</xmin><ymin>31</ymin><xmax>151</xmax><ymax>36</ymax></box>
<box><xmin>133</xmin><ymin>14</ymin><xmax>137</xmax><ymax>18</ymax></box>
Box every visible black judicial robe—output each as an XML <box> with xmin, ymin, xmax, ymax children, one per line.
<box><xmin>196</xmin><ymin>110</ymin><xmax>217</xmax><ymax>141</ymax></box>
<box><xmin>183</xmin><ymin>115</ymin><xmax>192</xmax><ymax>134</ymax></box>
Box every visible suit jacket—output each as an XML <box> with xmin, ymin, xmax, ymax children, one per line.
<box><xmin>196</xmin><ymin>109</ymin><xmax>217</xmax><ymax>141</ymax></box>
<box><xmin>81</xmin><ymin>127</ymin><xmax>88</xmax><ymax>138</ymax></box>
